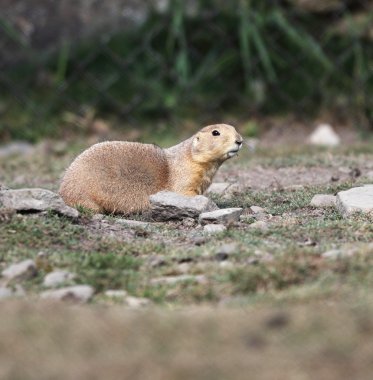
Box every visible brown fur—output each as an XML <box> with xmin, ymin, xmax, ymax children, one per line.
<box><xmin>59</xmin><ymin>124</ymin><xmax>243</xmax><ymax>214</ymax></box>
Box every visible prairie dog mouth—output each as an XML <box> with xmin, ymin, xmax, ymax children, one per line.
<box><xmin>227</xmin><ymin>141</ymin><xmax>243</xmax><ymax>157</ymax></box>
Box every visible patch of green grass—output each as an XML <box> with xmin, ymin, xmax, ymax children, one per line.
<box><xmin>74</xmin><ymin>252</ymin><xmax>142</xmax><ymax>292</ymax></box>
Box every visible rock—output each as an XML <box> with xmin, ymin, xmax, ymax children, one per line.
<box><xmin>284</xmin><ymin>185</ymin><xmax>305</xmax><ymax>191</ymax></box>
<box><xmin>336</xmin><ymin>185</ymin><xmax>373</xmax><ymax>217</ymax></box>
<box><xmin>149</xmin><ymin>191</ymin><xmax>218</xmax><ymax>221</ymax></box>
<box><xmin>248</xmin><ymin>221</ymin><xmax>269</xmax><ymax>231</ymax></box>
<box><xmin>124</xmin><ymin>296</ymin><xmax>151</xmax><ymax>308</ymax></box>
<box><xmin>104</xmin><ymin>289</ymin><xmax>128</xmax><ymax>299</ymax></box>
<box><xmin>40</xmin><ymin>285</ymin><xmax>94</xmax><ymax>303</ymax></box>
<box><xmin>150</xmin><ymin>274</ymin><xmax>207</xmax><ymax>286</ymax></box>
<box><xmin>147</xmin><ymin>255</ymin><xmax>167</xmax><ymax>268</ymax></box>
<box><xmin>114</xmin><ymin>219</ymin><xmax>150</xmax><ymax>228</ymax></box>
<box><xmin>205</xmin><ymin>182</ymin><xmax>231</xmax><ymax>195</ymax></box>
<box><xmin>203</xmin><ymin>224</ymin><xmax>227</xmax><ymax>234</ymax></box>
<box><xmin>215</xmin><ymin>243</ymin><xmax>238</xmax><ymax>261</ymax></box>
<box><xmin>322</xmin><ymin>249</ymin><xmax>355</xmax><ymax>259</ymax></box>
<box><xmin>222</xmin><ymin>184</ymin><xmax>243</xmax><ymax>199</ymax></box>
<box><xmin>2</xmin><ymin>259</ymin><xmax>37</xmax><ymax>281</ymax></box>
<box><xmin>192</xmin><ymin>237</ymin><xmax>207</xmax><ymax>246</ymax></box>
<box><xmin>247</xmin><ymin>251</ymin><xmax>274</xmax><ymax>264</ymax></box>
<box><xmin>181</xmin><ymin>217</ymin><xmax>196</xmax><ymax>227</ymax></box>
<box><xmin>92</xmin><ymin>214</ymin><xmax>105</xmax><ymax>221</ymax></box>
<box><xmin>308</xmin><ymin>123</ymin><xmax>340</xmax><ymax>147</ymax></box>
<box><xmin>0</xmin><ymin>188</ymin><xmax>79</xmax><ymax>218</ymax></box>
<box><xmin>43</xmin><ymin>270</ymin><xmax>76</xmax><ymax>288</ymax></box>
<box><xmin>177</xmin><ymin>262</ymin><xmax>191</xmax><ymax>274</ymax></box>
<box><xmin>249</xmin><ymin>205</ymin><xmax>269</xmax><ymax>221</ymax></box>
<box><xmin>219</xmin><ymin>261</ymin><xmax>234</xmax><ymax>269</ymax></box>
<box><xmin>199</xmin><ymin>208</ymin><xmax>243</xmax><ymax>225</ymax></box>
<box><xmin>250</xmin><ymin>206</ymin><xmax>266</xmax><ymax>214</ymax></box>
<box><xmin>310</xmin><ymin>194</ymin><xmax>337</xmax><ymax>208</ymax></box>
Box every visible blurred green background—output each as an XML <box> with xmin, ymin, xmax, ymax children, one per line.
<box><xmin>0</xmin><ymin>0</ymin><xmax>372</xmax><ymax>141</ymax></box>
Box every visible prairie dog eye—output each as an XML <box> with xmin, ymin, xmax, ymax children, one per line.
<box><xmin>212</xmin><ymin>130</ymin><xmax>220</xmax><ymax>136</ymax></box>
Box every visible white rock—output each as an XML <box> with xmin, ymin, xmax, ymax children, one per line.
<box><xmin>309</xmin><ymin>124</ymin><xmax>340</xmax><ymax>147</ymax></box>
<box><xmin>222</xmin><ymin>184</ymin><xmax>243</xmax><ymax>199</ymax></box>
<box><xmin>114</xmin><ymin>219</ymin><xmax>150</xmax><ymax>228</ymax></box>
<box><xmin>215</xmin><ymin>243</ymin><xmax>238</xmax><ymax>258</ymax></box>
<box><xmin>2</xmin><ymin>259</ymin><xmax>37</xmax><ymax>281</ymax></box>
<box><xmin>203</xmin><ymin>224</ymin><xmax>227</xmax><ymax>234</ymax></box>
<box><xmin>150</xmin><ymin>274</ymin><xmax>207</xmax><ymax>286</ymax></box>
<box><xmin>219</xmin><ymin>261</ymin><xmax>234</xmax><ymax>269</ymax></box>
<box><xmin>0</xmin><ymin>188</ymin><xmax>79</xmax><ymax>218</ymax></box>
<box><xmin>104</xmin><ymin>289</ymin><xmax>128</xmax><ymax>299</ymax></box>
<box><xmin>322</xmin><ymin>249</ymin><xmax>355</xmax><ymax>259</ymax></box>
<box><xmin>43</xmin><ymin>270</ymin><xmax>76</xmax><ymax>288</ymax></box>
<box><xmin>124</xmin><ymin>296</ymin><xmax>151</xmax><ymax>308</ymax></box>
<box><xmin>250</xmin><ymin>206</ymin><xmax>266</xmax><ymax>214</ymax></box>
<box><xmin>199</xmin><ymin>208</ymin><xmax>243</xmax><ymax>225</ymax></box>
<box><xmin>182</xmin><ymin>217</ymin><xmax>196</xmax><ymax>227</ymax></box>
<box><xmin>336</xmin><ymin>185</ymin><xmax>373</xmax><ymax>217</ymax></box>
<box><xmin>284</xmin><ymin>185</ymin><xmax>305</xmax><ymax>191</ymax></box>
<box><xmin>92</xmin><ymin>214</ymin><xmax>105</xmax><ymax>221</ymax></box>
<box><xmin>248</xmin><ymin>221</ymin><xmax>269</xmax><ymax>231</ymax></box>
<box><xmin>310</xmin><ymin>194</ymin><xmax>337</xmax><ymax>208</ymax></box>
<box><xmin>205</xmin><ymin>182</ymin><xmax>231</xmax><ymax>195</ymax></box>
<box><xmin>40</xmin><ymin>285</ymin><xmax>94</xmax><ymax>303</ymax></box>
<box><xmin>149</xmin><ymin>191</ymin><xmax>218</xmax><ymax>221</ymax></box>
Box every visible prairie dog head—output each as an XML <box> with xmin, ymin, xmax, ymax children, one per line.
<box><xmin>192</xmin><ymin>124</ymin><xmax>243</xmax><ymax>163</ymax></box>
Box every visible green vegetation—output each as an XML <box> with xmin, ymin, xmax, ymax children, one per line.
<box><xmin>1</xmin><ymin>1</ymin><xmax>372</xmax><ymax>141</ymax></box>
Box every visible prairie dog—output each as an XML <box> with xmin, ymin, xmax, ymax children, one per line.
<box><xmin>59</xmin><ymin>124</ymin><xmax>243</xmax><ymax>214</ymax></box>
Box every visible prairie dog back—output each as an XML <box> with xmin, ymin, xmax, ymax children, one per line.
<box><xmin>59</xmin><ymin>141</ymin><xmax>169</xmax><ymax>214</ymax></box>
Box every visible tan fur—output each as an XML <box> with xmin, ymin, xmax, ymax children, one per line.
<box><xmin>59</xmin><ymin>124</ymin><xmax>243</xmax><ymax>214</ymax></box>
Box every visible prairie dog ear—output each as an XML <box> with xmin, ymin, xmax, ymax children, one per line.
<box><xmin>192</xmin><ymin>133</ymin><xmax>201</xmax><ymax>150</ymax></box>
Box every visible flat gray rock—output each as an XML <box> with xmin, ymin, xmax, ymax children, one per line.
<box><xmin>336</xmin><ymin>185</ymin><xmax>373</xmax><ymax>217</ymax></box>
<box><xmin>0</xmin><ymin>188</ymin><xmax>79</xmax><ymax>218</ymax></box>
<box><xmin>215</xmin><ymin>243</ymin><xmax>238</xmax><ymax>261</ymax></box>
<box><xmin>322</xmin><ymin>249</ymin><xmax>355</xmax><ymax>259</ymax></box>
<box><xmin>248</xmin><ymin>221</ymin><xmax>269</xmax><ymax>231</ymax></box>
<box><xmin>310</xmin><ymin>194</ymin><xmax>337</xmax><ymax>208</ymax></box>
<box><xmin>104</xmin><ymin>289</ymin><xmax>128</xmax><ymax>299</ymax></box>
<box><xmin>40</xmin><ymin>285</ymin><xmax>94</xmax><ymax>303</ymax></box>
<box><xmin>43</xmin><ymin>270</ymin><xmax>76</xmax><ymax>288</ymax></box>
<box><xmin>114</xmin><ymin>219</ymin><xmax>151</xmax><ymax>228</ymax></box>
<box><xmin>2</xmin><ymin>259</ymin><xmax>37</xmax><ymax>281</ymax></box>
<box><xmin>150</xmin><ymin>274</ymin><xmax>207</xmax><ymax>286</ymax></box>
<box><xmin>149</xmin><ymin>191</ymin><xmax>218</xmax><ymax>221</ymax></box>
<box><xmin>124</xmin><ymin>296</ymin><xmax>152</xmax><ymax>308</ymax></box>
<box><xmin>250</xmin><ymin>205</ymin><xmax>266</xmax><ymax>214</ymax></box>
<box><xmin>199</xmin><ymin>208</ymin><xmax>243</xmax><ymax>225</ymax></box>
<box><xmin>205</xmin><ymin>182</ymin><xmax>231</xmax><ymax>195</ymax></box>
<box><xmin>203</xmin><ymin>224</ymin><xmax>227</xmax><ymax>234</ymax></box>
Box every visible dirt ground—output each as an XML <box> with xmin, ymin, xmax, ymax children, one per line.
<box><xmin>0</xmin><ymin>125</ymin><xmax>372</xmax><ymax>379</ymax></box>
